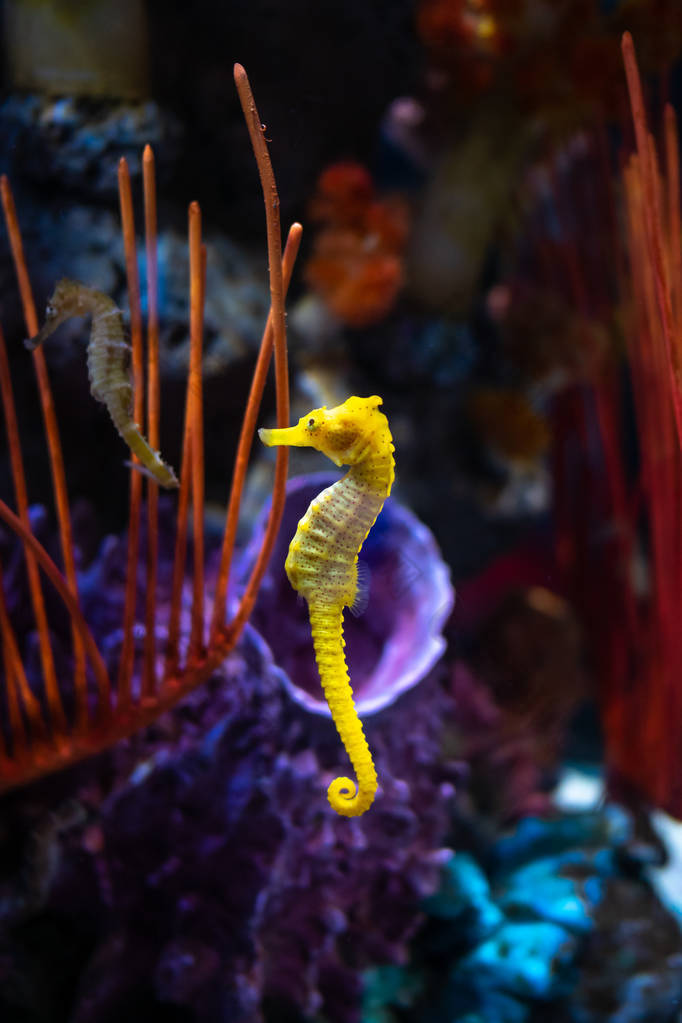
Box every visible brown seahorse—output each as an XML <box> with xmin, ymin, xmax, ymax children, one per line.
<box><xmin>27</xmin><ymin>278</ymin><xmax>178</xmax><ymax>488</ymax></box>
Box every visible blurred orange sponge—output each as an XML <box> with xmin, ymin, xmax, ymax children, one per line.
<box><xmin>468</xmin><ymin>386</ymin><xmax>550</xmax><ymax>463</ymax></box>
<box><xmin>305</xmin><ymin>161</ymin><xmax>409</xmax><ymax>328</ymax></box>
<box><xmin>416</xmin><ymin>0</ymin><xmax>506</xmax><ymax>58</ymax></box>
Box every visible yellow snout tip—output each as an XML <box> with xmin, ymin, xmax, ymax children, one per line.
<box><xmin>259</xmin><ymin>423</ymin><xmax>308</xmax><ymax>448</ymax></box>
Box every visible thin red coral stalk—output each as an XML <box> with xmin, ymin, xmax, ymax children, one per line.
<box><xmin>0</xmin><ymin>64</ymin><xmax>299</xmax><ymax>793</ymax></box>
<box><xmin>116</xmin><ymin>156</ymin><xmax>146</xmax><ymax>711</ymax></box>
<box><xmin>620</xmin><ymin>147</ymin><xmax>682</xmax><ymax>811</ymax></box>
<box><xmin>210</xmin><ymin>220</ymin><xmax>302</xmax><ymax>642</ymax></box>
<box><xmin>549</xmin><ymin>37</ymin><xmax>682</xmax><ymax>816</ymax></box>
<box><xmin>165</xmin><ymin>205</ymin><xmax>207</xmax><ymax>676</ymax></box>
<box><xmin>227</xmin><ymin>64</ymin><xmax>291</xmax><ymax>641</ymax></box>
<box><xmin>622</xmin><ymin>32</ymin><xmax>682</xmax><ymax>443</ymax></box>
<box><xmin>0</xmin><ymin>178</ymin><xmax>84</xmax><ymax>739</ymax></box>
<box><xmin>142</xmin><ymin>144</ymin><xmax>161</xmax><ymax>700</ymax></box>
<box><xmin>189</xmin><ymin>205</ymin><xmax>207</xmax><ymax>662</ymax></box>
<box><xmin>620</xmin><ymin>38</ymin><xmax>682</xmax><ymax>811</ymax></box>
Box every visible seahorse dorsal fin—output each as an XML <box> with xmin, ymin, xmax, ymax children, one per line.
<box><xmin>349</xmin><ymin>560</ymin><xmax>371</xmax><ymax>617</ymax></box>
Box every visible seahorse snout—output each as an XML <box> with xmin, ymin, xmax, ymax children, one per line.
<box><xmin>258</xmin><ymin>424</ymin><xmax>310</xmax><ymax>448</ymax></box>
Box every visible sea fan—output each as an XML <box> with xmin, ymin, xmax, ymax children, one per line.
<box><xmin>0</xmin><ymin>65</ymin><xmax>299</xmax><ymax>793</ymax></box>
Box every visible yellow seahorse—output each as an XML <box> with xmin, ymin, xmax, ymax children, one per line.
<box><xmin>27</xmin><ymin>279</ymin><xmax>178</xmax><ymax>488</ymax></box>
<box><xmin>259</xmin><ymin>395</ymin><xmax>395</xmax><ymax>816</ymax></box>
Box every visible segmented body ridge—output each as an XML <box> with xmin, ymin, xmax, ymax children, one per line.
<box><xmin>28</xmin><ymin>279</ymin><xmax>178</xmax><ymax>488</ymax></box>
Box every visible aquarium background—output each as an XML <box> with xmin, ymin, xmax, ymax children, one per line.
<box><xmin>0</xmin><ymin>1</ymin><xmax>682</xmax><ymax>1021</ymax></box>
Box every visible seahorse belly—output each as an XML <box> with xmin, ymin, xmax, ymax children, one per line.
<box><xmin>286</xmin><ymin>474</ymin><xmax>383</xmax><ymax>607</ymax></box>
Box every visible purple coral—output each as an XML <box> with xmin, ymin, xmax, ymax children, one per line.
<box><xmin>0</xmin><ymin>477</ymin><xmax>462</xmax><ymax>1022</ymax></box>
<box><xmin>238</xmin><ymin>472</ymin><xmax>454</xmax><ymax>717</ymax></box>
<box><xmin>0</xmin><ymin>618</ymin><xmax>461</xmax><ymax>1023</ymax></box>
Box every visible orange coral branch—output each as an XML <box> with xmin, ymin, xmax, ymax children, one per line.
<box><xmin>116</xmin><ymin>157</ymin><xmax>145</xmax><ymax>709</ymax></box>
<box><xmin>665</xmin><ymin>104</ymin><xmax>682</xmax><ymax>337</ymax></box>
<box><xmin>0</xmin><ymin>582</ymin><xmax>27</xmax><ymax>759</ymax></box>
<box><xmin>142</xmin><ymin>144</ymin><xmax>161</xmax><ymax>699</ymax></box>
<box><xmin>621</xmin><ymin>32</ymin><xmax>682</xmax><ymax>442</ymax></box>
<box><xmin>0</xmin><ymin>63</ymin><xmax>292</xmax><ymax>792</ymax></box>
<box><xmin>0</xmin><ymin>560</ymin><xmax>47</xmax><ymax>749</ymax></box>
<box><xmin>166</xmin><ymin>205</ymin><xmax>206</xmax><ymax>676</ymax></box>
<box><xmin>621</xmin><ymin>148</ymin><xmax>682</xmax><ymax>809</ymax></box>
<box><xmin>0</xmin><ymin>499</ymin><xmax>111</xmax><ymax>715</ymax></box>
<box><xmin>166</xmin><ymin>396</ymin><xmax>191</xmax><ymax>678</ymax></box>
<box><xmin>0</xmin><ymin>181</ymin><xmax>72</xmax><ymax>738</ymax></box>
<box><xmin>229</xmin><ymin>63</ymin><xmax>290</xmax><ymax>641</ymax></box>
<box><xmin>210</xmin><ymin>221</ymin><xmax>302</xmax><ymax>640</ymax></box>
<box><xmin>189</xmin><ymin>206</ymin><xmax>206</xmax><ymax>661</ymax></box>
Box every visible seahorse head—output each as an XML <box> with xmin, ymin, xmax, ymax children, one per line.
<box><xmin>26</xmin><ymin>279</ymin><xmax>100</xmax><ymax>350</ymax></box>
<box><xmin>259</xmin><ymin>395</ymin><xmax>384</xmax><ymax>467</ymax></box>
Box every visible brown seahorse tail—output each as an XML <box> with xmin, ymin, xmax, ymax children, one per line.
<box><xmin>109</xmin><ymin>396</ymin><xmax>179</xmax><ymax>489</ymax></box>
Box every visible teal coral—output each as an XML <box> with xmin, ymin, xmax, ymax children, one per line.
<box><xmin>361</xmin><ymin>805</ymin><xmax>681</xmax><ymax>1023</ymax></box>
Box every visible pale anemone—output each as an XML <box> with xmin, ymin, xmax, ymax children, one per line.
<box><xmin>239</xmin><ymin>472</ymin><xmax>454</xmax><ymax>717</ymax></box>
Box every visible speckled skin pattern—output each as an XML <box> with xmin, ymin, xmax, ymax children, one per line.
<box><xmin>260</xmin><ymin>395</ymin><xmax>395</xmax><ymax>815</ymax></box>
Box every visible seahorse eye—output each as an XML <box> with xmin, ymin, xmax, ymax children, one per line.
<box><xmin>308</xmin><ymin>418</ymin><xmax>315</xmax><ymax>428</ymax></box>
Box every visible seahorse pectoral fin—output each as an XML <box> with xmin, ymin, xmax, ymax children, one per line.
<box><xmin>349</xmin><ymin>560</ymin><xmax>371</xmax><ymax>617</ymax></box>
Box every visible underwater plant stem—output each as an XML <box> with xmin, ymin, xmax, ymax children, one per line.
<box><xmin>166</xmin><ymin>206</ymin><xmax>207</xmax><ymax>675</ymax></box>
<box><xmin>544</xmin><ymin>140</ymin><xmax>640</xmax><ymax>651</ymax></box>
<box><xmin>0</xmin><ymin>560</ymin><xmax>48</xmax><ymax>750</ymax></box>
<box><xmin>0</xmin><ymin>66</ymin><xmax>295</xmax><ymax>792</ymax></box>
<box><xmin>166</xmin><ymin>418</ymin><xmax>191</xmax><ymax>676</ymax></box>
<box><xmin>664</xmin><ymin>105</ymin><xmax>682</xmax><ymax>338</ymax></box>
<box><xmin>143</xmin><ymin>145</ymin><xmax>160</xmax><ymax>698</ymax></box>
<box><xmin>189</xmin><ymin>205</ymin><xmax>206</xmax><ymax>661</ymax></box>
<box><xmin>229</xmin><ymin>63</ymin><xmax>290</xmax><ymax>641</ymax></box>
<box><xmin>622</xmin><ymin>32</ymin><xmax>682</xmax><ymax>444</ymax></box>
<box><xmin>210</xmin><ymin>221</ymin><xmax>302</xmax><ymax>642</ymax></box>
<box><xmin>0</xmin><ymin>177</ymin><xmax>81</xmax><ymax>738</ymax></box>
<box><xmin>625</xmin><ymin>161</ymin><xmax>678</xmax><ymax>633</ymax></box>
<box><xmin>0</xmin><ymin>322</ymin><xmax>60</xmax><ymax>732</ymax></box>
<box><xmin>0</xmin><ymin>577</ymin><xmax>27</xmax><ymax>759</ymax></box>
<box><xmin>117</xmin><ymin>158</ymin><xmax>145</xmax><ymax>709</ymax></box>
<box><xmin>0</xmin><ymin>498</ymin><xmax>111</xmax><ymax>714</ymax></box>
<box><xmin>621</xmin><ymin>140</ymin><xmax>682</xmax><ymax>809</ymax></box>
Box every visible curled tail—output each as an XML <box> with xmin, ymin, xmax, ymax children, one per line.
<box><xmin>308</xmin><ymin>603</ymin><xmax>377</xmax><ymax>816</ymax></box>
